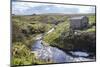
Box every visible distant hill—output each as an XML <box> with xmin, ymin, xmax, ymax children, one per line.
<box><xmin>12</xmin><ymin>13</ymin><xmax>95</xmax><ymax>17</ymax></box>
<box><xmin>36</xmin><ymin>13</ymin><xmax>95</xmax><ymax>17</ymax></box>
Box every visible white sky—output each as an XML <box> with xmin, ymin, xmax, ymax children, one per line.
<box><xmin>12</xmin><ymin>1</ymin><xmax>95</xmax><ymax>15</ymax></box>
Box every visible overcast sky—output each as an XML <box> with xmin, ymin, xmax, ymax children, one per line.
<box><xmin>12</xmin><ymin>1</ymin><xmax>95</xmax><ymax>15</ymax></box>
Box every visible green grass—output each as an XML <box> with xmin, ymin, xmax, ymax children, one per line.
<box><xmin>43</xmin><ymin>21</ymin><xmax>70</xmax><ymax>45</ymax></box>
<box><xmin>12</xmin><ymin>15</ymin><xmax>59</xmax><ymax>65</ymax></box>
<box><xmin>88</xmin><ymin>15</ymin><xmax>96</xmax><ymax>24</ymax></box>
<box><xmin>12</xmin><ymin>42</ymin><xmax>34</xmax><ymax>65</ymax></box>
<box><xmin>12</xmin><ymin>15</ymin><xmax>96</xmax><ymax>65</ymax></box>
<box><xmin>82</xmin><ymin>27</ymin><xmax>95</xmax><ymax>32</ymax></box>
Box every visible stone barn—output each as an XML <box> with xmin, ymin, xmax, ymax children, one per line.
<box><xmin>69</xmin><ymin>16</ymin><xmax>89</xmax><ymax>30</ymax></box>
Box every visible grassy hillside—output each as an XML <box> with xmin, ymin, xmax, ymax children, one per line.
<box><xmin>12</xmin><ymin>14</ymin><xmax>96</xmax><ymax>66</ymax></box>
<box><xmin>12</xmin><ymin>15</ymin><xmax>68</xmax><ymax>65</ymax></box>
<box><xmin>43</xmin><ymin>15</ymin><xmax>96</xmax><ymax>52</ymax></box>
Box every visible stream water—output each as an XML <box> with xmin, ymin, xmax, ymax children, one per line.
<box><xmin>31</xmin><ymin>28</ymin><xmax>95</xmax><ymax>63</ymax></box>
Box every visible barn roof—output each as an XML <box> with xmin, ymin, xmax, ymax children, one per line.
<box><xmin>69</xmin><ymin>16</ymin><xmax>87</xmax><ymax>20</ymax></box>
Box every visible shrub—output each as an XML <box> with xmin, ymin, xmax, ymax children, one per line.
<box><xmin>12</xmin><ymin>42</ymin><xmax>34</xmax><ymax>65</ymax></box>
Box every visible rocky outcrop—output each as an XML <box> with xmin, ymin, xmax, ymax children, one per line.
<box><xmin>52</xmin><ymin>29</ymin><xmax>96</xmax><ymax>55</ymax></box>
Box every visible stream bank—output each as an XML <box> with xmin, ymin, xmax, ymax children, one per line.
<box><xmin>31</xmin><ymin>34</ymin><xmax>95</xmax><ymax>64</ymax></box>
